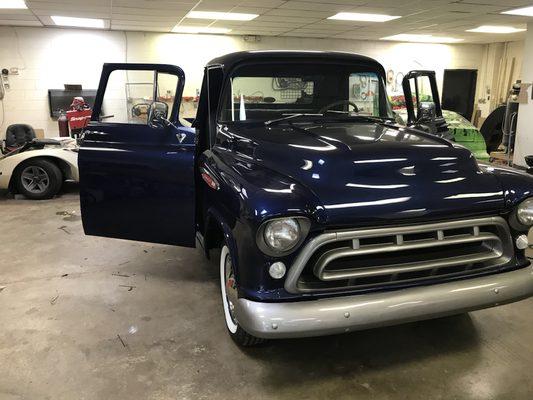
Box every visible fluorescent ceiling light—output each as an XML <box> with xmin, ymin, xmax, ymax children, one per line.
<box><xmin>467</xmin><ymin>25</ymin><xmax>526</xmax><ymax>34</ymax></box>
<box><xmin>381</xmin><ymin>34</ymin><xmax>463</xmax><ymax>43</ymax></box>
<box><xmin>328</xmin><ymin>12</ymin><xmax>401</xmax><ymax>22</ymax></box>
<box><xmin>502</xmin><ymin>6</ymin><xmax>533</xmax><ymax>17</ymax></box>
<box><xmin>51</xmin><ymin>15</ymin><xmax>105</xmax><ymax>28</ymax></box>
<box><xmin>186</xmin><ymin>11</ymin><xmax>258</xmax><ymax>21</ymax></box>
<box><xmin>172</xmin><ymin>26</ymin><xmax>232</xmax><ymax>34</ymax></box>
<box><xmin>0</xmin><ymin>0</ymin><xmax>27</xmax><ymax>9</ymax></box>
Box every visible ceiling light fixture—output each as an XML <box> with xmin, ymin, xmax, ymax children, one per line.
<box><xmin>467</xmin><ymin>25</ymin><xmax>526</xmax><ymax>34</ymax></box>
<box><xmin>172</xmin><ymin>26</ymin><xmax>232</xmax><ymax>34</ymax></box>
<box><xmin>502</xmin><ymin>6</ymin><xmax>533</xmax><ymax>17</ymax></box>
<box><xmin>381</xmin><ymin>34</ymin><xmax>463</xmax><ymax>43</ymax></box>
<box><xmin>0</xmin><ymin>0</ymin><xmax>27</xmax><ymax>9</ymax></box>
<box><xmin>51</xmin><ymin>16</ymin><xmax>105</xmax><ymax>29</ymax></box>
<box><xmin>186</xmin><ymin>11</ymin><xmax>258</xmax><ymax>21</ymax></box>
<box><xmin>328</xmin><ymin>12</ymin><xmax>401</xmax><ymax>22</ymax></box>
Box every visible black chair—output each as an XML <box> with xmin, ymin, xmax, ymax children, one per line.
<box><xmin>2</xmin><ymin>124</ymin><xmax>36</xmax><ymax>154</ymax></box>
<box><xmin>526</xmin><ymin>155</ymin><xmax>533</xmax><ymax>175</ymax></box>
<box><xmin>480</xmin><ymin>105</ymin><xmax>505</xmax><ymax>153</ymax></box>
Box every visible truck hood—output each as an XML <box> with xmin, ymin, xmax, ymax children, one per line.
<box><xmin>223</xmin><ymin>121</ymin><xmax>505</xmax><ymax>227</ymax></box>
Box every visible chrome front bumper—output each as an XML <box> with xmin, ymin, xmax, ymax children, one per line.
<box><xmin>235</xmin><ymin>265</ymin><xmax>533</xmax><ymax>339</ymax></box>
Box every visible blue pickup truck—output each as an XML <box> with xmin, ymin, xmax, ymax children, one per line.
<box><xmin>79</xmin><ymin>51</ymin><xmax>533</xmax><ymax>346</ymax></box>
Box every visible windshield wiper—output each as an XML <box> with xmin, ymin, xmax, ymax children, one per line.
<box><xmin>321</xmin><ymin>110</ymin><xmax>395</xmax><ymax>123</ymax></box>
<box><xmin>327</xmin><ymin>114</ymin><xmax>398</xmax><ymax>126</ymax></box>
<box><xmin>264</xmin><ymin>112</ymin><xmax>396</xmax><ymax>127</ymax></box>
<box><xmin>264</xmin><ymin>113</ymin><xmax>323</xmax><ymax>126</ymax></box>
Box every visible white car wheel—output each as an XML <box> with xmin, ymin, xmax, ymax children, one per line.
<box><xmin>220</xmin><ymin>245</ymin><xmax>238</xmax><ymax>334</ymax></box>
<box><xmin>219</xmin><ymin>244</ymin><xmax>265</xmax><ymax>346</ymax></box>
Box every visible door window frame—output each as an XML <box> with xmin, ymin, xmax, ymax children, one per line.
<box><xmin>91</xmin><ymin>63</ymin><xmax>186</xmax><ymax>127</ymax></box>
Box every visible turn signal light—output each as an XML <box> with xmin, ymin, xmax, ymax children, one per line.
<box><xmin>201</xmin><ymin>169</ymin><xmax>219</xmax><ymax>190</ymax></box>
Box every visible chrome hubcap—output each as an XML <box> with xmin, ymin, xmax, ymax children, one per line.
<box><xmin>21</xmin><ymin>166</ymin><xmax>50</xmax><ymax>194</ymax></box>
<box><xmin>224</xmin><ymin>253</ymin><xmax>238</xmax><ymax>324</ymax></box>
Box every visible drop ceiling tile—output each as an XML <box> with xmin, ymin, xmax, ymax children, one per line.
<box><xmin>111</xmin><ymin>13</ymin><xmax>185</xmax><ymax>22</ymax></box>
<box><xmin>290</xmin><ymin>0</ymin><xmax>365</xmax><ymax>4</ymax></box>
<box><xmin>263</xmin><ymin>8</ymin><xmax>337</xmax><ymax>18</ymax></box>
<box><xmin>254</xmin><ymin>15</ymin><xmax>321</xmax><ymax>24</ymax></box>
<box><xmin>112</xmin><ymin>19</ymin><xmax>176</xmax><ymax>27</ymax></box>
<box><xmin>111</xmin><ymin>6</ymin><xmax>188</xmax><ymax>16</ymax></box>
<box><xmin>0</xmin><ymin>13</ymin><xmax>37</xmax><ymax>20</ymax></box>
<box><xmin>227</xmin><ymin>7</ymin><xmax>274</xmax><ymax>14</ymax></box>
<box><xmin>278</xmin><ymin>1</ymin><xmax>356</xmax><ymax>12</ymax></box>
<box><xmin>4</xmin><ymin>0</ymin><xmax>529</xmax><ymax>42</ymax></box>
<box><xmin>111</xmin><ymin>24</ymin><xmax>171</xmax><ymax>32</ymax></box>
<box><xmin>464</xmin><ymin>0</ymin><xmax>533</xmax><ymax>7</ymax></box>
<box><xmin>229</xmin><ymin>30</ymin><xmax>281</xmax><ymax>36</ymax></box>
<box><xmin>280</xmin><ymin>31</ymin><xmax>330</xmax><ymax>37</ymax></box>
<box><xmin>0</xmin><ymin>9</ymin><xmax>33</xmax><ymax>16</ymax></box>
<box><xmin>25</xmin><ymin>0</ymin><xmax>112</xmax><ymax>3</ymax></box>
<box><xmin>439</xmin><ymin>3</ymin><xmax>509</xmax><ymax>13</ymax></box>
<box><xmin>0</xmin><ymin>19</ymin><xmax>43</xmax><ymax>26</ymax></box>
<box><xmin>34</xmin><ymin>10</ymin><xmax>111</xmax><ymax>19</ymax></box>
<box><xmin>193</xmin><ymin>3</ymin><xmax>237</xmax><ymax>12</ymax></box>
<box><xmin>238</xmin><ymin>0</ymin><xmax>285</xmax><ymax>6</ymax></box>
<box><xmin>112</xmin><ymin>0</ymin><xmax>195</xmax><ymax>6</ymax></box>
<box><xmin>26</xmin><ymin>1</ymin><xmax>111</xmax><ymax>12</ymax></box>
<box><xmin>241</xmin><ymin>21</ymin><xmax>303</xmax><ymax>28</ymax></box>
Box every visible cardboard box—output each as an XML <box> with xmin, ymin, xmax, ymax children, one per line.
<box><xmin>34</xmin><ymin>129</ymin><xmax>45</xmax><ymax>139</ymax></box>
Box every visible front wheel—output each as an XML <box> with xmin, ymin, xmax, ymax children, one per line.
<box><xmin>219</xmin><ymin>245</ymin><xmax>265</xmax><ymax>347</ymax></box>
<box><xmin>14</xmin><ymin>159</ymin><xmax>63</xmax><ymax>200</ymax></box>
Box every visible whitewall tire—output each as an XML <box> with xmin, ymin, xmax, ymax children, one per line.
<box><xmin>219</xmin><ymin>244</ymin><xmax>265</xmax><ymax>346</ymax></box>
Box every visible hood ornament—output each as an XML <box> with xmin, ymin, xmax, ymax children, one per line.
<box><xmin>399</xmin><ymin>166</ymin><xmax>416</xmax><ymax>176</ymax></box>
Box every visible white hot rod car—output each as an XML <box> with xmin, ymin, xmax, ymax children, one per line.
<box><xmin>0</xmin><ymin>137</ymin><xmax>79</xmax><ymax>200</ymax></box>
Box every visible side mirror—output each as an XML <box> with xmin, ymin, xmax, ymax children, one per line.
<box><xmin>417</xmin><ymin>102</ymin><xmax>437</xmax><ymax>135</ymax></box>
<box><xmin>418</xmin><ymin>101</ymin><xmax>436</xmax><ymax>122</ymax></box>
<box><xmin>148</xmin><ymin>101</ymin><xmax>170</xmax><ymax>128</ymax></box>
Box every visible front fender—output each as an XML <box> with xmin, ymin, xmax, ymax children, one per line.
<box><xmin>200</xmin><ymin>148</ymin><xmax>325</xmax><ymax>301</ymax></box>
<box><xmin>481</xmin><ymin>164</ymin><xmax>533</xmax><ymax>207</ymax></box>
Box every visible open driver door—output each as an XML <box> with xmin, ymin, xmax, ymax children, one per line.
<box><xmin>78</xmin><ymin>63</ymin><xmax>196</xmax><ymax>247</ymax></box>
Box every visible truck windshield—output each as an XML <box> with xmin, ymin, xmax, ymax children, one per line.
<box><xmin>218</xmin><ymin>62</ymin><xmax>393</xmax><ymax>123</ymax></box>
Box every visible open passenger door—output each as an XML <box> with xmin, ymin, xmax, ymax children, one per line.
<box><xmin>402</xmin><ymin>70</ymin><xmax>452</xmax><ymax>139</ymax></box>
<box><xmin>79</xmin><ymin>63</ymin><xmax>196</xmax><ymax>247</ymax></box>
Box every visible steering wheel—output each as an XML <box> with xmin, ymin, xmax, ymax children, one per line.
<box><xmin>319</xmin><ymin>100</ymin><xmax>359</xmax><ymax>114</ymax></box>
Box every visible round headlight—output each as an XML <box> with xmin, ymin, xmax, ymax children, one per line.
<box><xmin>263</xmin><ymin>218</ymin><xmax>301</xmax><ymax>252</ymax></box>
<box><xmin>517</xmin><ymin>198</ymin><xmax>533</xmax><ymax>226</ymax></box>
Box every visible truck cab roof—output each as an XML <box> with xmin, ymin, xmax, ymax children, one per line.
<box><xmin>206</xmin><ymin>50</ymin><xmax>386</xmax><ymax>78</ymax></box>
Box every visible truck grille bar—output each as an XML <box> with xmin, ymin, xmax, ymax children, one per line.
<box><xmin>284</xmin><ymin>217</ymin><xmax>514</xmax><ymax>294</ymax></box>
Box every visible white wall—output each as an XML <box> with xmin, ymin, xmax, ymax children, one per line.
<box><xmin>0</xmin><ymin>26</ymin><xmax>487</xmax><ymax>137</ymax></box>
<box><xmin>514</xmin><ymin>23</ymin><xmax>533</xmax><ymax>167</ymax></box>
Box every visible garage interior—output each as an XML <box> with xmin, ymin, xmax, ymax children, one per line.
<box><xmin>2</xmin><ymin>0</ymin><xmax>533</xmax><ymax>399</ymax></box>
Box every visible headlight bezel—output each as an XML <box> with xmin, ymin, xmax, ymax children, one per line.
<box><xmin>510</xmin><ymin>197</ymin><xmax>533</xmax><ymax>231</ymax></box>
<box><xmin>256</xmin><ymin>216</ymin><xmax>311</xmax><ymax>257</ymax></box>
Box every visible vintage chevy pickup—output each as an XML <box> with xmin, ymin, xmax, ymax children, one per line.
<box><xmin>79</xmin><ymin>51</ymin><xmax>533</xmax><ymax>346</ymax></box>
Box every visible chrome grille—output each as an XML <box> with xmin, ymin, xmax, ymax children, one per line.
<box><xmin>284</xmin><ymin>217</ymin><xmax>515</xmax><ymax>294</ymax></box>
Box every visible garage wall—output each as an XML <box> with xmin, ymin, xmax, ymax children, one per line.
<box><xmin>514</xmin><ymin>23</ymin><xmax>533</xmax><ymax>168</ymax></box>
<box><xmin>0</xmin><ymin>26</ymin><xmax>488</xmax><ymax>137</ymax></box>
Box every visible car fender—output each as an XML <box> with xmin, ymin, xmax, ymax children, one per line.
<box><xmin>205</xmin><ymin>206</ymin><xmax>241</xmax><ymax>274</ymax></box>
<box><xmin>0</xmin><ymin>148</ymin><xmax>79</xmax><ymax>190</ymax></box>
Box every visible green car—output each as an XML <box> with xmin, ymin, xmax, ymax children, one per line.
<box><xmin>392</xmin><ymin>70</ymin><xmax>489</xmax><ymax>161</ymax></box>
<box><xmin>441</xmin><ymin>110</ymin><xmax>489</xmax><ymax>161</ymax></box>
<box><xmin>395</xmin><ymin>108</ymin><xmax>489</xmax><ymax>161</ymax></box>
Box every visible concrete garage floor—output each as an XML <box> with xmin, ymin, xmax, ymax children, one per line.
<box><xmin>1</xmin><ymin>186</ymin><xmax>533</xmax><ymax>400</ymax></box>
